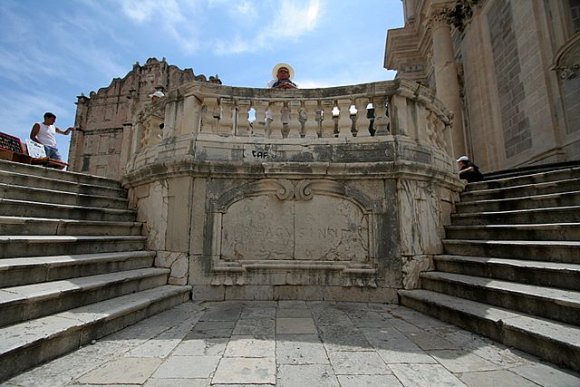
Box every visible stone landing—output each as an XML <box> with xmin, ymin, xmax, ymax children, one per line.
<box><xmin>4</xmin><ymin>301</ymin><xmax>579</xmax><ymax>386</ymax></box>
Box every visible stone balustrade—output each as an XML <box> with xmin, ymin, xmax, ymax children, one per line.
<box><xmin>122</xmin><ymin>78</ymin><xmax>462</xmax><ymax>303</ymax></box>
<box><xmin>127</xmin><ymin>79</ymin><xmax>453</xmax><ymax>173</ymax></box>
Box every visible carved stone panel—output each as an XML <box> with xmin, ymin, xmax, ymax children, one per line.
<box><xmin>294</xmin><ymin>196</ymin><xmax>369</xmax><ymax>262</ymax></box>
<box><xmin>211</xmin><ymin>179</ymin><xmax>376</xmax><ymax>287</ymax></box>
<box><xmin>221</xmin><ymin>195</ymin><xmax>294</xmax><ymax>261</ymax></box>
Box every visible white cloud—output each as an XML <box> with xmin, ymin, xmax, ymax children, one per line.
<box><xmin>211</xmin><ymin>0</ymin><xmax>322</xmax><ymax>55</ymax></box>
<box><xmin>0</xmin><ymin>91</ymin><xmax>72</xmax><ymax>140</ymax></box>
<box><xmin>262</xmin><ymin>0</ymin><xmax>320</xmax><ymax>40</ymax></box>
<box><xmin>235</xmin><ymin>1</ymin><xmax>258</xmax><ymax>19</ymax></box>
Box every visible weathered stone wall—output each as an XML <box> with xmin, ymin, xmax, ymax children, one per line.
<box><xmin>121</xmin><ymin>80</ymin><xmax>462</xmax><ymax>302</ymax></box>
<box><xmin>386</xmin><ymin>0</ymin><xmax>580</xmax><ymax>172</ymax></box>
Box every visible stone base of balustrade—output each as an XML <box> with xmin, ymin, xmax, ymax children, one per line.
<box><xmin>123</xmin><ymin>133</ymin><xmax>463</xmax><ymax>304</ymax></box>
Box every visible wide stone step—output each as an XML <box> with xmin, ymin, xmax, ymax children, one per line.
<box><xmin>398</xmin><ymin>289</ymin><xmax>580</xmax><ymax>371</ymax></box>
<box><xmin>0</xmin><ymin>159</ymin><xmax>123</xmax><ymax>190</ymax></box>
<box><xmin>0</xmin><ymin>285</ymin><xmax>191</xmax><ymax>382</ymax></box>
<box><xmin>0</xmin><ymin>267</ymin><xmax>170</xmax><ymax>327</ymax></box>
<box><xmin>445</xmin><ymin>223</ymin><xmax>580</xmax><ymax>241</ymax></box>
<box><xmin>0</xmin><ymin>198</ymin><xmax>136</xmax><ymax>222</ymax></box>
<box><xmin>0</xmin><ymin>251</ymin><xmax>156</xmax><ymax>287</ymax></box>
<box><xmin>466</xmin><ymin>166</ymin><xmax>580</xmax><ymax>192</ymax></box>
<box><xmin>455</xmin><ymin>190</ymin><xmax>580</xmax><ymax>213</ymax></box>
<box><xmin>0</xmin><ymin>182</ymin><xmax>129</xmax><ymax>209</ymax></box>
<box><xmin>461</xmin><ymin>178</ymin><xmax>580</xmax><ymax>202</ymax></box>
<box><xmin>443</xmin><ymin>239</ymin><xmax>580</xmax><ymax>263</ymax></box>
<box><xmin>434</xmin><ymin>255</ymin><xmax>580</xmax><ymax>291</ymax></box>
<box><xmin>420</xmin><ymin>271</ymin><xmax>580</xmax><ymax>325</ymax></box>
<box><xmin>0</xmin><ymin>169</ymin><xmax>126</xmax><ymax>199</ymax></box>
<box><xmin>0</xmin><ymin>216</ymin><xmax>143</xmax><ymax>236</ymax></box>
<box><xmin>450</xmin><ymin>206</ymin><xmax>580</xmax><ymax>225</ymax></box>
<box><xmin>0</xmin><ymin>235</ymin><xmax>147</xmax><ymax>258</ymax></box>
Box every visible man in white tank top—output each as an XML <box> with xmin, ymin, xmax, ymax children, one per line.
<box><xmin>30</xmin><ymin>112</ymin><xmax>75</xmax><ymax>161</ymax></box>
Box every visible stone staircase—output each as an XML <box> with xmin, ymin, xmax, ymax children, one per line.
<box><xmin>0</xmin><ymin>160</ymin><xmax>191</xmax><ymax>381</ymax></box>
<box><xmin>400</xmin><ymin>164</ymin><xmax>580</xmax><ymax>371</ymax></box>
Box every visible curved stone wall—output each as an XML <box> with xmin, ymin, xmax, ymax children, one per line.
<box><xmin>122</xmin><ymin>79</ymin><xmax>463</xmax><ymax>302</ymax></box>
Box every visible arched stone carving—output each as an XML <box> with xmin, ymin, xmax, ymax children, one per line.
<box><xmin>207</xmin><ymin>179</ymin><xmax>378</xmax><ymax>287</ymax></box>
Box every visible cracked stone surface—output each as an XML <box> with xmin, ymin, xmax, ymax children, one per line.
<box><xmin>4</xmin><ymin>300</ymin><xmax>579</xmax><ymax>386</ymax></box>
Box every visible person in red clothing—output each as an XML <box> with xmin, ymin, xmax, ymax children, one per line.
<box><xmin>267</xmin><ymin>63</ymin><xmax>297</xmax><ymax>89</ymax></box>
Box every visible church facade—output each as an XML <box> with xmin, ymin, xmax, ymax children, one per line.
<box><xmin>386</xmin><ymin>0</ymin><xmax>580</xmax><ymax>171</ymax></box>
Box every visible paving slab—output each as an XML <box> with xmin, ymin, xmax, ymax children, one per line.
<box><xmin>276</xmin><ymin>307</ymin><xmax>312</xmax><ymax>318</ymax></box>
<box><xmin>510</xmin><ymin>363</ymin><xmax>580</xmax><ymax>387</ymax></box>
<box><xmin>232</xmin><ymin>318</ymin><xmax>276</xmax><ymax>337</ymax></box>
<box><xmin>337</xmin><ymin>374</ymin><xmax>404</xmax><ymax>387</ymax></box>
<box><xmin>458</xmin><ymin>370</ymin><xmax>547</xmax><ymax>387</ymax></box>
<box><xmin>151</xmin><ymin>355</ymin><xmax>220</xmax><ymax>379</ymax></box>
<box><xmin>276</xmin><ymin>317</ymin><xmax>317</xmax><ymax>334</ymax></box>
<box><xmin>212</xmin><ymin>357</ymin><xmax>276</xmax><ymax>384</ymax></box>
<box><xmin>240</xmin><ymin>307</ymin><xmax>276</xmax><ymax>319</ymax></box>
<box><xmin>389</xmin><ymin>363</ymin><xmax>467</xmax><ymax>386</ymax></box>
<box><xmin>3</xmin><ymin>300</ymin><xmax>580</xmax><ymax>387</ymax></box>
<box><xmin>429</xmin><ymin>349</ymin><xmax>503</xmax><ymax>372</ymax></box>
<box><xmin>172</xmin><ymin>338</ymin><xmax>228</xmax><ymax>357</ymax></box>
<box><xmin>277</xmin><ymin>364</ymin><xmax>339</xmax><ymax>387</ymax></box>
<box><xmin>224</xmin><ymin>336</ymin><xmax>275</xmax><ymax>358</ymax></box>
<box><xmin>328</xmin><ymin>351</ymin><xmax>392</xmax><ymax>375</ymax></box>
<box><xmin>276</xmin><ymin>334</ymin><xmax>329</xmax><ymax>364</ymax></box>
<box><xmin>76</xmin><ymin>357</ymin><xmax>163</xmax><ymax>385</ymax></box>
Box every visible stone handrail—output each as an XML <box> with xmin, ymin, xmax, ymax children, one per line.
<box><xmin>132</xmin><ymin>79</ymin><xmax>451</xmax><ymax>152</ymax></box>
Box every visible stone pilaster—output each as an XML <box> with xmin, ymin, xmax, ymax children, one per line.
<box><xmin>430</xmin><ymin>7</ymin><xmax>466</xmax><ymax>158</ymax></box>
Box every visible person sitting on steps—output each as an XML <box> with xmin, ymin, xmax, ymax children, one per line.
<box><xmin>456</xmin><ymin>155</ymin><xmax>484</xmax><ymax>182</ymax></box>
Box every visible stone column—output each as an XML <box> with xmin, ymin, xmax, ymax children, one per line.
<box><xmin>403</xmin><ymin>0</ymin><xmax>416</xmax><ymax>25</ymax></box>
<box><xmin>69</xmin><ymin>95</ymin><xmax>90</xmax><ymax>172</ymax></box>
<box><xmin>430</xmin><ymin>7</ymin><xmax>466</xmax><ymax>158</ymax></box>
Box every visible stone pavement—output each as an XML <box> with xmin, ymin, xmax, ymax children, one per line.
<box><xmin>3</xmin><ymin>301</ymin><xmax>579</xmax><ymax>387</ymax></box>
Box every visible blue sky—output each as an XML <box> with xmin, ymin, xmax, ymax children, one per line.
<box><xmin>0</xmin><ymin>0</ymin><xmax>404</xmax><ymax>162</ymax></box>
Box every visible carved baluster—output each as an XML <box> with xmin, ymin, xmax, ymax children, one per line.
<box><xmin>315</xmin><ymin>101</ymin><xmax>324</xmax><ymax>138</ymax></box>
<box><xmin>248</xmin><ymin>104</ymin><xmax>257</xmax><ymax>137</ymax></box>
<box><xmin>280</xmin><ymin>101</ymin><xmax>291</xmax><ymax>138</ymax></box>
<box><xmin>269</xmin><ymin>102</ymin><xmax>283</xmax><ymax>139</ymax></box>
<box><xmin>236</xmin><ymin>99</ymin><xmax>251</xmax><ymax>137</ymax></box>
<box><xmin>297</xmin><ymin>101</ymin><xmax>308</xmax><ymax>138</ymax></box>
<box><xmin>331</xmin><ymin>103</ymin><xmax>340</xmax><ymax>137</ymax></box>
<box><xmin>349</xmin><ymin>103</ymin><xmax>358</xmax><ymax>137</ymax></box>
<box><xmin>252</xmin><ymin>100</ymin><xmax>267</xmax><ymax>137</ymax></box>
<box><xmin>336</xmin><ymin>99</ymin><xmax>352</xmax><ymax>137</ymax></box>
<box><xmin>354</xmin><ymin>97</ymin><xmax>371</xmax><ymax>137</ymax></box>
<box><xmin>366</xmin><ymin>102</ymin><xmax>376</xmax><ymax>136</ymax></box>
<box><xmin>288</xmin><ymin>101</ymin><xmax>301</xmax><ymax>138</ymax></box>
<box><xmin>320</xmin><ymin>100</ymin><xmax>335</xmax><ymax>138</ymax></box>
<box><xmin>303</xmin><ymin>100</ymin><xmax>318</xmax><ymax>138</ymax></box>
